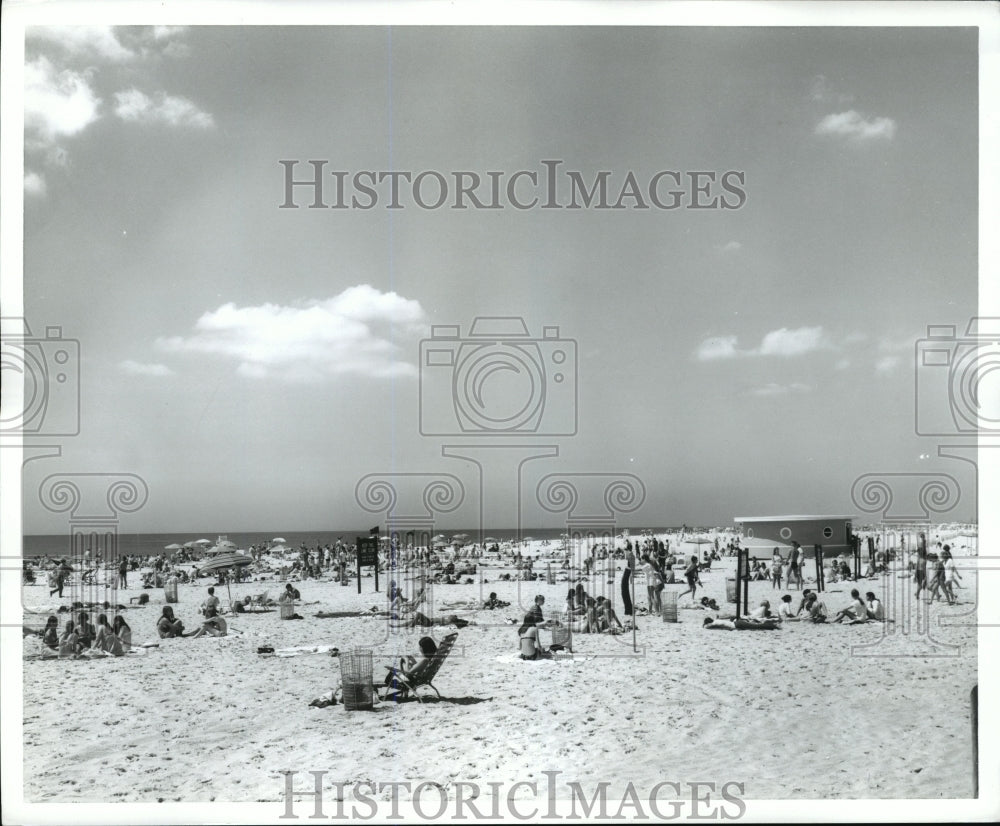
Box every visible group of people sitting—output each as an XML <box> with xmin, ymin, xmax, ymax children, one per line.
<box><xmin>155</xmin><ymin>587</ymin><xmax>230</xmax><ymax>639</ymax></box>
<box><xmin>703</xmin><ymin>588</ymin><xmax>885</xmax><ymax>630</ymax></box>
<box><xmin>29</xmin><ymin>611</ymin><xmax>133</xmax><ymax>657</ymax></box>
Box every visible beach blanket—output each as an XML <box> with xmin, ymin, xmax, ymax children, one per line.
<box><xmin>262</xmin><ymin>644</ymin><xmax>339</xmax><ymax>658</ymax></box>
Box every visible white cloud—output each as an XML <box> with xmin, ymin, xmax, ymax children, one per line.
<box><xmin>156</xmin><ymin>285</ymin><xmax>427</xmax><ymax>383</ymax></box>
<box><xmin>114</xmin><ymin>88</ymin><xmax>214</xmax><ymax>128</ymax></box>
<box><xmin>695</xmin><ymin>326</ymin><xmax>832</xmax><ymax>361</ymax></box>
<box><xmin>758</xmin><ymin>326</ymin><xmax>829</xmax><ymax>357</ymax></box>
<box><xmin>834</xmin><ymin>358</ymin><xmax>851</xmax><ymax>371</ymax></box>
<box><xmin>24</xmin><ymin>170</ymin><xmax>47</xmax><ymax>198</ymax></box>
<box><xmin>875</xmin><ymin>356</ymin><xmax>900</xmax><ymax>373</ymax></box>
<box><xmin>24</xmin><ymin>56</ymin><xmax>101</xmax><ymax>144</ymax></box>
<box><xmin>749</xmin><ymin>382</ymin><xmax>812</xmax><ymax>397</ymax></box>
<box><xmin>715</xmin><ymin>240</ymin><xmax>742</xmax><ymax>255</ymax></box>
<box><xmin>28</xmin><ymin>26</ymin><xmax>135</xmax><ymax>62</ymax></box>
<box><xmin>120</xmin><ymin>359</ymin><xmax>174</xmax><ymax>377</ymax></box>
<box><xmin>695</xmin><ymin>336</ymin><xmax>740</xmax><ymax>361</ymax></box>
<box><xmin>816</xmin><ymin>110</ymin><xmax>896</xmax><ymax>142</ymax></box>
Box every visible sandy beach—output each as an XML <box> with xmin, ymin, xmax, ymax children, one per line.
<box><xmin>20</xmin><ymin>533</ymin><xmax>978</xmax><ymax>806</ymax></box>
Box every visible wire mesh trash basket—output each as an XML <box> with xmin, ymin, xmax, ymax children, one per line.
<box><xmin>279</xmin><ymin>602</ymin><xmax>295</xmax><ymax>620</ymax></box>
<box><xmin>164</xmin><ymin>577</ymin><xmax>178</xmax><ymax>604</ymax></box>
<box><xmin>726</xmin><ymin>577</ymin><xmax>737</xmax><ymax>603</ymax></box>
<box><xmin>661</xmin><ymin>590</ymin><xmax>678</xmax><ymax>623</ymax></box>
<box><xmin>340</xmin><ymin>648</ymin><xmax>374</xmax><ymax>710</ymax></box>
<box><xmin>550</xmin><ymin>624</ymin><xmax>572</xmax><ymax>651</ymax></box>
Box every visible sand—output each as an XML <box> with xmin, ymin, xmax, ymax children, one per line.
<box><xmin>20</xmin><ymin>535</ymin><xmax>978</xmax><ymax>805</ymax></box>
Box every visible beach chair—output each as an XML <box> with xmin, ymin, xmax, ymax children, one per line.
<box><xmin>377</xmin><ymin>632</ymin><xmax>458</xmax><ymax>703</ymax></box>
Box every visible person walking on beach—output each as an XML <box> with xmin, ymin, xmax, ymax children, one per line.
<box><xmin>679</xmin><ymin>555</ymin><xmax>700</xmax><ymax>602</ymax></box>
<box><xmin>914</xmin><ymin>539</ymin><xmax>928</xmax><ymax>600</ymax></box>
<box><xmin>118</xmin><ymin>555</ymin><xmax>129</xmax><ymax>589</ymax></box>
<box><xmin>943</xmin><ymin>547</ymin><xmax>961</xmax><ymax>604</ymax></box>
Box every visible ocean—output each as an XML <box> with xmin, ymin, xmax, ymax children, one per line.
<box><xmin>22</xmin><ymin>526</ymin><xmax>705</xmax><ymax>558</ymax></box>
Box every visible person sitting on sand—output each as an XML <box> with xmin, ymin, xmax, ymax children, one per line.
<box><xmin>59</xmin><ymin>620</ymin><xmax>81</xmax><ymax>657</ymax></box>
<box><xmin>93</xmin><ymin>613</ymin><xmax>124</xmax><ymax>655</ymax></box>
<box><xmin>596</xmin><ymin>596</ymin><xmax>624</xmax><ymax>633</ymax></box>
<box><xmin>778</xmin><ymin>594</ymin><xmax>799</xmax><ymax>621</ymax></box>
<box><xmin>76</xmin><ymin>612</ymin><xmax>96</xmax><ymax>649</ymax></box>
<box><xmin>865</xmin><ymin>592</ymin><xmax>884</xmax><ymax>621</ymax></box>
<box><xmin>281</xmin><ymin>583</ymin><xmax>302</xmax><ymax>602</ymax></box>
<box><xmin>201</xmin><ymin>586</ymin><xmax>221</xmax><ymax>618</ymax></box>
<box><xmin>483</xmin><ymin>592</ymin><xmax>509</xmax><ymax>610</ymax></box>
<box><xmin>748</xmin><ymin>600</ymin><xmax>777</xmax><ymax>622</ymax></box>
<box><xmin>113</xmin><ymin>615</ymin><xmax>132</xmax><ymax>652</ymax></box>
<box><xmin>800</xmin><ymin>592</ymin><xmax>828</xmax><ymax>623</ymax></box>
<box><xmin>188</xmin><ymin>614</ymin><xmax>228</xmax><ymax>639</ymax></box>
<box><xmin>157</xmin><ymin>606</ymin><xmax>186</xmax><ymax>638</ymax></box>
<box><xmin>383</xmin><ymin>636</ymin><xmax>440</xmax><ymax>697</ymax></box>
<box><xmin>41</xmin><ymin>615</ymin><xmax>60</xmax><ymax>650</ymax></box>
<box><xmin>517</xmin><ymin>595</ymin><xmax>546</xmax><ymax>637</ymax></box>
<box><xmin>833</xmin><ymin>589</ymin><xmax>869</xmax><ymax>623</ymax></box>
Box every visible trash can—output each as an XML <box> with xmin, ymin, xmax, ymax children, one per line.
<box><xmin>164</xmin><ymin>576</ymin><xmax>178</xmax><ymax>604</ymax></box>
<box><xmin>661</xmin><ymin>590</ymin><xmax>678</xmax><ymax>623</ymax></box>
<box><xmin>550</xmin><ymin>624</ymin><xmax>572</xmax><ymax>651</ymax></box>
<box><xmin>726</xmin><ymin>577</ymin><xmax>737</xmax><ymax>603</ymax></box>
<box><xmin>279</xmin><ymin>601</ymin><xmax>295</xmax><ymax>620</ymax></box>
<box><xmin>340</xmin><ymin>648</ymin><xmax>374</xmax><ymax>710</ymax></box>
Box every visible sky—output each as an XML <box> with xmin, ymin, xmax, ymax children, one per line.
<box><xmin>15</xmin><ymin>24</ymin><xmax>982</xmax><ymax>533</ymax></box>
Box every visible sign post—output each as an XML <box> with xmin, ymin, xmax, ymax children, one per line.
<box><xmin>356</xmin><ymin>529</ymin><xmax>380</xmax><ymax>595</ymax></box>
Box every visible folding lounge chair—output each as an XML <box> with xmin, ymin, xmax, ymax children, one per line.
<box><xmin>378</xmin><ymin>632</ymin><xmax>458</xmax><ymax>703</ymax></box>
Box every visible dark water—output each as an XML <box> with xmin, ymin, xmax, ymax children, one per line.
<box><xmin>23</xmin><ymin>526</ymin><xmax>699</xmax><ymax>559</ymax></box>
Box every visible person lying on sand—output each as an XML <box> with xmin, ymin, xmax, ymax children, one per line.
<box><xmin>699</xmin><ymin>596</ymin><xmax>720</xmax><ymax>612</ymax></box>
<box><xmin>703</xmin><ymin>617</ymin><xmax>736</xmax><ymax>630</ymax></box>
<box><xmin>833</xmin><ymin>589</ymin><xmax>869</xmax><ymax>623</ymax></box>
<box><xmin>403</xmin><ymin>611</ymin><xmax>469</xmax><ymax>629</ymax></box>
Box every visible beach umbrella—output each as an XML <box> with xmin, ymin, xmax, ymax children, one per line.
<box><xmin>164</xmin><ymin>543</ymin><xmax>183</xmax><ymax>550</ymax></box>
<box><xmin>195</xmin><ymin>539</ymin><xmax>212</xmax><ymax>545</ymax></box>
<box><xmin>432</xmin><ymin>534</ymin><xmax>447</xmax><ymax>541</ymax></box>
<box><xmin>197</xmin><ymin>551</ymin><xmax>253</xmax><ymax>605</ymax></box>
<box><xmin>483</xmin><ymin>536</ymin><xmax>498</xmax><ymax>544</ymax></box>
<box><xmin>272</xmin><ymin>537</ymin><xmax>287</xmax><ymax>544</ymax></box>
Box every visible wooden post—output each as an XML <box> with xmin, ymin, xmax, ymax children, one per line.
<box><xmin>735</xmin><ymin>550</ymin><xmax>742</xmax><ymax>619</ymax></box>
<box><xmin>971</xmin><ymin>684</ymin><xmax>979</xmax><ymax>797</ymax></box>
<box><xmin>815</xmin><ymin>545</ymin><xmax>825</xmax><ymax>592</ymax></box>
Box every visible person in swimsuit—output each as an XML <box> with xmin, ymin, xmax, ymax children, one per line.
<box><xmin>112</xmin><ymin>615</ymin><xmax>132</xmax><ymax>652</ymax></box>
<box><xmin>678</xmin><ymin>555</ymin><xmax>700</xmax><ymax>602</ymax></box>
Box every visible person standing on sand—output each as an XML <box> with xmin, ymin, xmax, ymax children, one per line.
<box><xmin>621</xmin><ymin>550</ymin><xmax>635</xmax><ymax>616</ymax></box>
<box><xmin>678</xmin><ymin>555</ymin><xmax>699</xmax><ymax>602</ymax></box>
<box><xmin>787</xmin><ymin>542</ymin><xmax>803</xmax><ymax>589</ymax></box>
<box><xmin>914</xmin><ymin>538</ymin><xmax>928</xmax><ymax>600</ymax></box>
<box><xmin>118</xmin><ymin>555</ymin><xmax>129</xmax><ymax>589</ymax></box>
<box><xmin>771</xmin><ymin>549</ymin><xmax>783</xmax><ymax>590</ymax></box>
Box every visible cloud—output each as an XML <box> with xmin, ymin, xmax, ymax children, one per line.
<box><xmin>758</xmin><ymin>326</ymin><xmax>829</xmax><ymax>357</ymax></box>
<box><xmin>834</xmin><ymin>358</ymin><xmax>851</xmax><ymax>371</ymax></box>
<box><xmin>28</xmin><ymin>26</ymin><xmax>135</xmax><ymax>62</ymax></box>
<box><xmin>120</xmin><ymin>360</ymin><xmax>174</xmax><ymax>377</ymax></box>
<box><xmin>715</xmin><ymin>240</ymin><xmax>742</xmax><ymax>255</ymax></box>
<box><xmin>816</xmin><ymin>110</ymin><xmax>896</xmax><ymax>142</ymax></box>
<box><xmin>24</xmin><ymin>170</ymin><xmax>47</xmax><ymax>198</ymax></box>
<box><xmin>696</xmin><ymin>326</ymin><xmax>830</xmax><ymax>361</ymax></box>
<box><xmin>156</xmin><ymin>285</ymin><xmax>427</xmax><ymax>382</ymax></box>
<box><xmin>875</xmin><ymin>356</ymin><xmax>900</xmax><ymax>373</ymax></box>
<box><xmin>114</xmin><ymin>89</ymin><xmax>214</xmax><ymax>128</ymax></box>
<box><xmin>24</xmin><ymin>56</ymin><xmax>101</xmax><ymax>145</ymax></box>
<box><xmin>695</xmin><ymin>336</ymin><xmax>740</xmax><ymax>361</ymax></box>
<box><xmin>748</xmin><ymin>382</ymin><xmax>812</xmax><ymax>397</ymax></box>
<box><xmin>808</xmin><ymin>75</ymin><xmax>855</xmax><ymax>105</ymax></box>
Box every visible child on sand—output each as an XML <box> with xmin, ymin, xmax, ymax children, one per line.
<box><xmin>157</xmin><ymin>606</ymin><xmax>186</xmax><ymax>638</ymax></box>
